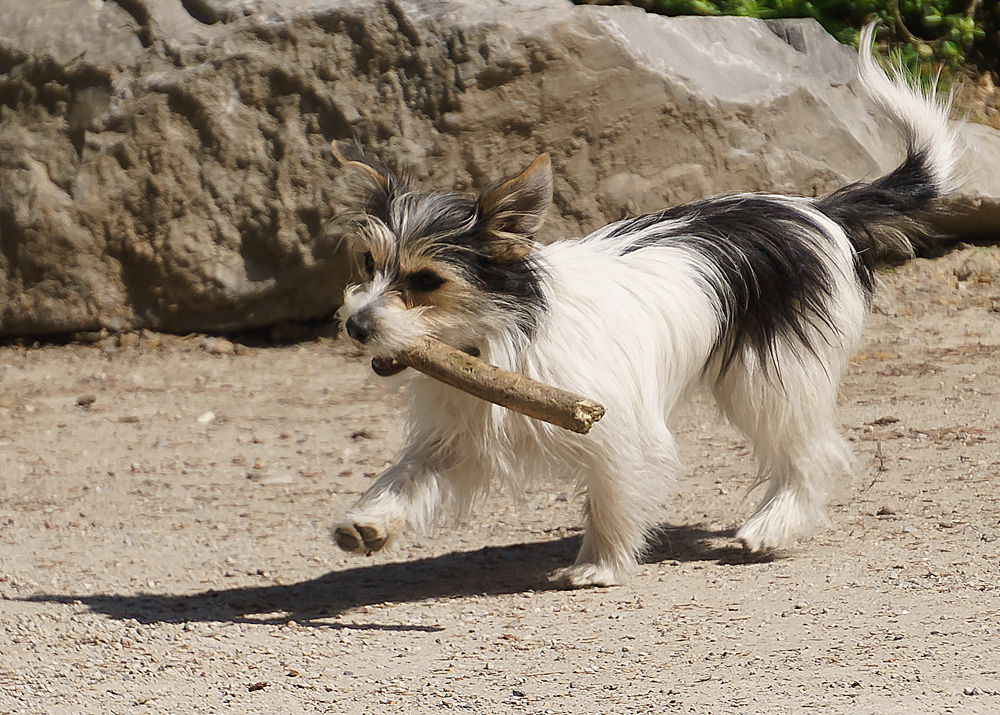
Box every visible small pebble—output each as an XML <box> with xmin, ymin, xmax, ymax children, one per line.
<box><xmin>203</xmin><ymin>337</ymin><xmax>236</xmax><ymax>356</ymax></box>
<box><xmin>119</xmin><ymin>332</ymin><xmax>140</xmax><ymax>349</ymax></box>
<box><xmin>197</xmin><ymin>411</ymin><xmax>216</xmax><ymax>424</ymax></box>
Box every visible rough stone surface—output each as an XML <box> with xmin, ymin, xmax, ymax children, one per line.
<box><xmin>0</xmin><ymin>1</ymin><xmax>997</xmax><ymax>337</ymax></box>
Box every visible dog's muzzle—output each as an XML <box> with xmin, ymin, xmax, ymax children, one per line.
<box><xmin>345</xmin><ymin>313</ymin><xmax>375</xmax><ymax>344</ymax></box>
<box><xmin>344</xmin><ymin>310</ymin><xmax>408</xmax><ymax>375</ymax></box>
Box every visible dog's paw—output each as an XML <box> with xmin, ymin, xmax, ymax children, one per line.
<box><xmin>734</xmin><ymin>524</ymin><xmax>773</xmax><ymax>554</ymax></box>
<box><xmin>333</xmin><ymin>522</ymin><xmax>388</xmax><ymax>554</ymax></box>
<box><xmin>736</xmin><ymin>535</ymin><xmax>777</xmax><ymax>559</ymax></box>
<box><xmin>737</xmin><ymin>491</ymin><xmax>813</xmax><ymax>553</ymax></box>
<box><xmin>550</xmin><ymin>563</ymin><xmax>621</xmax><ymax>589</ymax></box>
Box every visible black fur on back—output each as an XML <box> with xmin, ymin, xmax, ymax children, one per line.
<box><xmin>817</xmin><ymin>148</ymin><xmax>937</xmax><ymax>289</ymax></box>
<box><xmin>615</xmin><ymin>195</ymin><xmax>840</xmax><ymax>378</ymax></box>
<box><xmin>607</xmin><ymin>146</ymin><xmax>941</xmax><ymax>379</ymax></box>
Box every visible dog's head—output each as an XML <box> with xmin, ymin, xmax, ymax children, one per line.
<box><xmin>333</xmin><ymin>142</ymin><xmax>552</xmax><ymax>374</ymax></box>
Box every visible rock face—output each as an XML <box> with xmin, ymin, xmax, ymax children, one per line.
<box><xmin>0</xmin><ymin>1</ymin><xmax>997</xmax><ymax>338</ymax></box>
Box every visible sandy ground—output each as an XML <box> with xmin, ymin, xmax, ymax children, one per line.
<box><xmin>2</xmin><ymin>247</ymin><xmax>1000</xmax><ymax>715</ymax></box>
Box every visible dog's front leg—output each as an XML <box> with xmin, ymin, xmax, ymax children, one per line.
<box><xmin>332</xmin><ymin>444</ymin><xmax>446</xmax><ymax>555</ymax></box>
<box><xmin>552</xmin><ymin>461</ymin><xmax>656</xmax><ymax>588</ymax></box>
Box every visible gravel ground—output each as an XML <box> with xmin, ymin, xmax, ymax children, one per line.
<box><xmin>2</xmin><ymin>247</ymin><xmax>1000</xmax><ymax>714</ymax></box>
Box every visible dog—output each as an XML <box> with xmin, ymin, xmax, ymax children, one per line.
<box><xmin>331</xmin><ymin>24</ymin><xmax>957</xmax><ymax>587</ymax></box>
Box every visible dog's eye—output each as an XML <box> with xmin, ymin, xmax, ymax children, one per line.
<box><xmin>407</xmin><ymin>269</ymin><xmax>445</xmax><ymax>293</ymax></box>
<box><xmin>362</xmin><ymin>251</ymin><xmax>375</xmax><ymax>277</ymax></box>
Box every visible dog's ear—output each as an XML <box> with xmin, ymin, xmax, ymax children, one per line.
<box><xmin>476</xmin><ymin>154</ymin><xmax>552</xmax><ymax>262</ymax></box>
<box><xmin>331</xmin><ymin>141</ymin><xmax>402</xmax><ymax>211</ymax></box>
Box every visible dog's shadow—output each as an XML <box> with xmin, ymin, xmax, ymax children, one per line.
<box><xmin>24</xmin><ymin>525</ymin><xmax>768</xmax><ymax>629</ymax></box>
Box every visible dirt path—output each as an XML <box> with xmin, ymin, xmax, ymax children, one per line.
<box><xmin>2</xmin><ymin>248</ymin><xmax>1000</xmax><ymax>715</ymax></box>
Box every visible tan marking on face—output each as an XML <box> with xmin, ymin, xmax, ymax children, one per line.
<box><xmin>350</xmin><ymin>218</ymin><xmax>398</xmax><ymax>277</ymax></box>
<box><xmin>350</xmin><ymin>223</ymin><xmax>495</xmax><ymax>337</ymax></box>
<box><xmin>394</xmin><ymin>247</ymin><xmax>488</xmax><ymax>317</ymax></box>
<box><xmin>351</xmin><ymin>237</ymin><xmax>392</xmax><ymax>281</ymax></box>
<box><xmin>394</xmin><ymin>253</ymin><xmax>451</xmax><ymax>309</ymax></box>
<box><xmin>381</xmin><ymin>291</ymin><xmax>407</xmax><ymax>311</ymax></box>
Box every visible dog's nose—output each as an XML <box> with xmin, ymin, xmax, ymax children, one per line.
<box><xmin>345</xmin><ymin>313</ymin><xmax>375</xmax><ymax>343</ymax></box>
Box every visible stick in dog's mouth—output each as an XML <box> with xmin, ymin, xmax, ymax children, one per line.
<box><xmin>371</xmin><ymin>346</ymin><xmax>481</xmax><ymax>378</ymax></box>
<box><xmin>369</xmin><ymin>336</ymin><xmax>605</xmax><ymax>434</ymax></box>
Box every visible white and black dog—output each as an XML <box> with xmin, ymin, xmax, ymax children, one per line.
<box><xmin>331</xmin><ymin>25</ymin><xmax>957</xmax><ymax>587</ymax></box>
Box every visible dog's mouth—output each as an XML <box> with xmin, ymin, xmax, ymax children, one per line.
<box><xmin>371</xmin><ymin>357</ymin><xmax>407</xmax><ymax>377</ymax></box>
<box><xmin>370</xmin><ymin>346</ymin><xmax>481</xmax><ymax>378</ymax></box>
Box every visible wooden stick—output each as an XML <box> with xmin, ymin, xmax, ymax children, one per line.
<box><xmin>394</xmin><ymin>336</ymin><xmax>606</xmax><ymax>435</ymax></box>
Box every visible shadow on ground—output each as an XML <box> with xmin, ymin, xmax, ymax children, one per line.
<box><xmin>25</xmin><ymin>525</ymin><xmax>769</xmax><ymax>628</ymax></box>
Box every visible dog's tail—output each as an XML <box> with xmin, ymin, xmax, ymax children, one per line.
<box><xmin>817</xmin><ymin>22</ymin><xmax>958</xmax><ymax>264</ymax></box>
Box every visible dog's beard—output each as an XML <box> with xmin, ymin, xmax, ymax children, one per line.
<box><xmin>339</xmin><ymin>283</ymin><xmax>498</xmax><ymax>377</ymax></box>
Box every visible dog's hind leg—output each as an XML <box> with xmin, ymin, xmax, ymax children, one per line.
<box><xmin>714</xmin><ymin>350</ymin><xmax>853</xmax><ymax>553</ymax></box>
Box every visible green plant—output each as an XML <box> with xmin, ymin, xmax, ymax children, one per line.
<box><xmin>576</xmin><ymin>1</ymin><xmax>998</xmax><ymax>80</ymax></box>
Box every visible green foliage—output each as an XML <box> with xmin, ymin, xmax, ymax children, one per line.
<box><xmin>577</xmin><ymin>1</ymin><xmax>999</xmax><ymax>79</ymax></box>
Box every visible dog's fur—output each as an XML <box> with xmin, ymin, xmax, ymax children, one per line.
<box><xmin>331</xmin><ymin>25</ymin><xmax>958</xmax><ymax>587</ymax></box>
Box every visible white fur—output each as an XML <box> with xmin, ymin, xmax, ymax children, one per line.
<box><xmin>332</xmin><ymin>27</ymin><xmax>956</xmax><ymax>587</ymax></box>
<box><xmin>335</xmin><ymin>216</ymin><xmax>865</xmax><ymax>586</ymax></box>
<box><xmin>857</xmin><ymin>23</ymin><xmax>958</xmax><ymax>193</ymax></box>
<box><xmin>339</xmin><ymin>274</ymin><xmax>428</xmax><ymax>358</ymax></box>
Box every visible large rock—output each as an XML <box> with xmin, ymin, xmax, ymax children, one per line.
<box><xmin>0</xmin><ymin>1</ymin><xmax>996</xmax><ymax>337</ymax></box>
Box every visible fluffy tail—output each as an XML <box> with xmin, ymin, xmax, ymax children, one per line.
<box><xmin>818</xmin><ymin>22</ymin><xmax>958</xmax><ymax>266</ymax></box>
